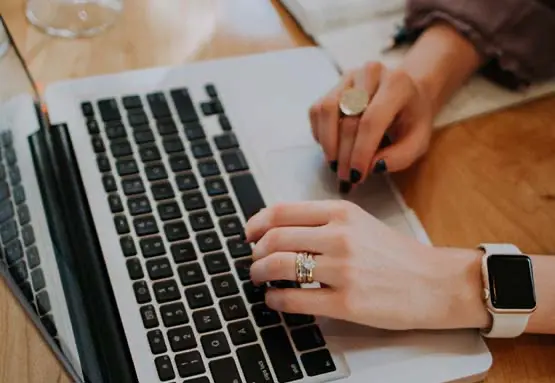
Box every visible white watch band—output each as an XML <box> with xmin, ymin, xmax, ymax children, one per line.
<box><xmin>479</xmin><ymin>243</ymin><xmax>531</xmax><ymax>338</ymax></box>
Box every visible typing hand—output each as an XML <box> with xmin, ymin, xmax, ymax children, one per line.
<box><xmin>309</xmin><ymin>62</ymin><xmax>433</xmax><ymax>193</ymax></box>
<box><xmin>245</xmin><ymin>200</ymin><xmax>489</xmax><ymax>331</ymax></box>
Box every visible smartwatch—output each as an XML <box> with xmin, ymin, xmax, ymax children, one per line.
<box><xmin>479</xmin><ymin>243</ymin><xmax>536</xmax><ymax>338</ymax></box>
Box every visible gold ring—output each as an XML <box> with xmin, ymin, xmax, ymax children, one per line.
<box><xmin>295</xmin><ymin>252</ymin><xmax>316</xmax><ymax>284</ymax></box>
<box><xmin>339</xmin><ymin>88</ymin><xmax>369</xmax><ymax>117</ymax></box>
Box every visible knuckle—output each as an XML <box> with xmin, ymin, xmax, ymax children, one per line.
<box><xmin>331</xmin><ymin>200</ymin><xmax>354</xmax><ymax>221</ymax></box>
<box><xmin>363</xmin><ymin>61</ymin><xmax>383</xmax><ymax>77</ymax></box>
<box><xmin>263</xmin><ymin>228</ymin><xmax>282</xmax><ymax>252</ymax></box>
<box><xmin>387</xmin><ymin>68</ymin><xmax>411</xmax><ymax>89</ymax></box>
<box><xmin>309</xmin><ymin>104</ymin><xmax>321</xmax><ymax>120</ymax></box>
<box><xmin>321</xmin><ymin>99</ymin><xmax>337</xmax><ymax>116</ymax></box>
<box><xmin>267</xmin><ymin>256</ymin><xmax>286</xmax><ymax>277</ymax></box>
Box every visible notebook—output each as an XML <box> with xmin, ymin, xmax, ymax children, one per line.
<box><xmin>280</xmin><ymin>0</ymin><xmax>555</xmax><ymax>128</ymax></box>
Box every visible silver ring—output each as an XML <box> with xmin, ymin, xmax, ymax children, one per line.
<box><xmin>339</xmin><ymin>88</ymin><xmax>369</xmax><ymax>117</ymax></box>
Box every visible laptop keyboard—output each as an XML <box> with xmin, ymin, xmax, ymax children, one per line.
<box><xmin>0</xmin><ymin>131</ymin><xmax>58</xmax><ymax>340</ymax></box>
<box><xmin>82</xmin><ymin>85</ymin><xmax>337</xmax><ymax>382</ymax></box>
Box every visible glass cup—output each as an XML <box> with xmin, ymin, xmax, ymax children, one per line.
<box><xmin>26</xmin><ymin>0</ymin><xmax>124</xmax><ymax>38</ymax></box>
<box><xmin>0</xmin><ymin>20</ymin><xmax>8</xmax><ymax>59</ymax></box>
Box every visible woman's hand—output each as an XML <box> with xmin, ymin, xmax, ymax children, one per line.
<box><xmin>309</xmin><ymin>62</ymin><xmax>433</xmax><ymax>193</ymax></box>
<box><xmin>245</xmin><ymin>200</ymin><xmax>490</xmax><ymax>331</ymax></box>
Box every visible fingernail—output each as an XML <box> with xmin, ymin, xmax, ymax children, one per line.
<box><xmin>339</xmin><ymin>181</ymin><xmax>352</xmax><ymax>194</ymax></box>
<box><xmin>329</xmin><ymin>160</ymin><xmax>338</xmax><ymax>173</ymax></box>
<box><xmin>350</xmin><ymin>169</ymin><xmax>361</xmax><ymax>183</ymax></box>
<box><xmin>373</xmin><ymin>159</ymin><xmax>388</xmax><ymax>174</ymax></box>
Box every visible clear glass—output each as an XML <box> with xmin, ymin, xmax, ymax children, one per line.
<box><xmin>25</xmin><ymin>0</ymin><xmax>123</xmax><ymax>38</ymax></box>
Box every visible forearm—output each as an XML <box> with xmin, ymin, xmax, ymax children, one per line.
<box><xmin>399</xmin><ymin>22</ymin><xmax>484</xmax><ymax>116</ymax></box>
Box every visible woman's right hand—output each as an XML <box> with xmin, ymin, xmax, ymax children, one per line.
<box><xmin>309</xmin><ymin>61</ymin><xmax>434</xmax><ymax>193</ymax></box>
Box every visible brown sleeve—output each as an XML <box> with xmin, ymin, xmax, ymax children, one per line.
<box><xmin>404</xmin><ymin>0</ymin><xmax>555</xmax><ymax>89</ymax></box>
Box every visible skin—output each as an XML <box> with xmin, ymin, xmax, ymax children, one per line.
<box><xmin>245</xmin><ymin>23</ymin><xmax>555</xmax><ymax>334</ymax></box>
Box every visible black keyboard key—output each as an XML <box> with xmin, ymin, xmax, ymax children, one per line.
<box><xmin>9</xmin><ymin>260</ymin><xmax>28</xmax><ymax>285</ymax></box>
<box><xmin>134</xmin><ymin>216</ymin><xmax>158</xmax><ymax>236</ymax></box>
<box><xmin>0</xmin><ymin>165</ymin><xmax>5</xmax><ymax>181</ymax></box>
<box><xmin>212</xmin><ymin>100</ymin><xmax>224</xmax><ymax>114</ymax></box>
<box><xmin>219</xmin><ymin>216</ymin><xmax>242</xmax><ymax>237</ymax></box>
<box><xmin>227</xmin><ymin>237</ymin><xmax>251</xmax><ymax>258</ymax></box>
<box><xmin>175</xmin><ymin>351</ymin><xmax>205</xmax><ymax>378</ymax></box>
<box><xmin>201</xmin><ymin>332</ymin><xmax>230</xmax><ymax>358</ymax></box>
<box><xmin>178</xmin><ymin>263</ymin><xmax>204</xmax><ymax>286</ymax></box>
<box><xmin>116</xmin><ymin>158</ymin><xmax>139</xmax><ymax>176</ymax></box>
<box><xmin>212</xmin><ymin>197</ymin><xmax>235</xmax><ymax>216</ymax></box>
<box><xmin>176</xmin><ymin>173</ymin><xmax>199</xmax><ymax>191</ymax></box>
<box><xmin>197</xmin><ymin>231</ymin><xmax>221</xmax><ymax>252</ymax></box>
<box><xmin>87</xmin><ymin>119</ymin><xmax>100</xmax><ymax>134</ymax></box>
<box><xmin>36</xmin><ymin>290</ymin><xmax>51</xmax><ymax>315</ymax></box>
<box><xmin>182</xmin><ymin>192</ymin><xmax>206</xmax><ymax>211</ymax></box>
<box><xmin>13</xmin><ymin>186</ymin><xmax>25</xmax><ymax>205</ymax></box>
<box><xmin>128</xmin><ymin>112</ymin><xmax>148</xmax><ymax>127</ymax></box>
<box><xmin>158</xmin><ymin>201</ymin><xmax>182</xmax><ymax>221</ymax></box>
<box><xmin>186</xmin><ymin>285</ymin><xmax>213</xmax><ymax>309</ymax></box>
<box><xmin>168</xmin><ymin>326</ymin><xmax>196</xmax><ymax>352</ymax></box>
<box><xmin>9</xmin><ymin>166</ymin><xmax>21</xmax><ymax>185</ymax></box>
<box><xmin>26</xmin><ymin>246</ymin><xmax>40</xmax><ymax>269</ymax></box>
<box><xmin>261</xmin><ymin>326</ymin><xmax>303</xmax><ymax>382</ymax></box>
<box><xmin>228</xmin><ymin>319</ymin><xmax>257</xmax><ymax>346</ymax></box>
<box><xmin>160</xmin><ymin>302</ymin><xmax>189</xmax><ymax>327</ymax></box>
<box><xmin>81</xmin><ymin>102</ymin><xmax>94</xmax><ymax>117</ymax></box>
<box><xmin>127</xmin><ymin>195</ymin><xmax>151</xmax><ymax>215</ymax></box>
<box><xmin>151</xmin><ymin>181</ymin><xmax>175</xmax><ymax>201</ymax></box>
<box><xmin>209</xmin><ymin>357</ymin><xmax>241</xmax><ymax>383</ymax></box>
<box><xmin>205</xmin><ymin>84</ymin><xmax>217</xmax><ymax>98</ymax></box>
<box><xmin>222</xmin><ymin>151</ymin><xmax>249</xmax><ymax>173</ymax></box>
<box><xmin>145</xmin><ymin>163</ymin><xmax>168</xmax><ymax>181</ymax></box>
<box><xmin>211</xmin><ymin>274</ymin><xmax>238</xmax><ymax>298</ymax></box>
<box><xmin>96</xmin><ymin>155</ymin><xmax>111</xmax><ymax>172</ymax></box>
<box><xmin>5</xmin><ymin>149</ymin><xmax>16</xmax><ymax>166</ymax></box>
<box><xmin>157</xmin><ymin>119</ymin><xmax>178</xmax><ymax>135</ymax></box>
<box><xmin>0</xmin><ymin>182</ymin><xmax>9</xmax><ymax>202</ymax></box>
<box><xmin>31</xmin><ymin>268</ymin><xmax>45</xmax><ymax>291</ymax></box>
<box><xmin>169</xmin><ymin>154</ymin><xmax>192</xmax><ymax>172</ymax></box>
<box><xmin>193</xmin><ymin>308</ymin><xmax>222</xmax><ymax>333</ymax></box>
<box><xmin>218</xmin><ymin>115</ymin><xmax>232</xmax><ymax>131</ymax></box>
<box><xmin>184</xmin><ymin>122</ymin><xmax>206</xmax><ymax>141</ymax></box>
<box><xmin>108</xmin><ymin>194</ymin><xmax>124</xmax><ymax>213</ymax></box>
<box><xmin>110</xmin><ymin>140</ymin><xmax>133</xmax><ymax>157</ymax></box>
<box><xmin>235</xmin><ymin>258</ymin><xmax>252</xmax><ymax>281</ymax></box>
<box><xmin>170</xmin><ymin>88</ymin><xmax>199</xmax><ymax>123</ymax></box>
<box><xmin>114</xmin><ymin>215</ymin><xmax>130</xmax><ymax>234</ymax></box>
<box><xmin>301</xmin><ymin>349</ymin><xmax>336</xmax><ymax>376</ymax></box>
<box><xmin>21</xmin><ymin>225</ymin><xmax>34</xmax><ymax>246</ymax></box>
<box><xmin>243</xmin><ymin>281</ymin><xmax>266</xmax><ymax>304</ymax></box>
<box><xmin>214</xmin><ymin>133</ymin><xmax>238</xmax><ymax>151</ymax></box>
<box><xmin>191</xmin><ymin>141</ymin><xmax>213</xmax><ymax>159</ymax></box>
<box><xmin>201</xmin><ymin>102</ymin><xmax>216</xmax><ymax>116</ymax></box>
<box><xmin>133</xmin><ymin>281</ymin><xmax>152</xmax><ymax>304</ymax></box>
<box><xmin>164</xmin><ymin>221</ymin><xmax>189</xmax><ymax>242</ymax></box>
<box><xmin>162</xmin><ymin>135</ymin><xmax>184</xmax><ymax>154</ymax></box>
<box><xmin>205</xmin><ymin>178</ymin><xmax>227</xmax><ymax>196</ymax></box>
<box><xmin>146</xmin><ymin>257</ymin><xmax>173</xmax><ymax>280</ymax></box>
<box><xmin>120</xmin><ymin>236</ymin><xmax>137</xmax><ymax>257</ymax></box>
<box><xmin>126</xmin><ymin>258</ymin><xmax>144</xmax><ymax>280</ymax></box>
<box><xmin>134</xmin><ymin>129</ymin><xmax>155</xmax><ymax>144</ymax></box>
<box><xmin>122</xmin><ymin>95</ymin><xmax>142</xmax><ymax>110</ymax></box>
<box><xmin>171</xmin><ymin>242</ymin><xmax>196</xmax><ymax>264</ymax></box>
<box><xmin>155</xmin><ymin>355</ymin><xmax>175</xmax><ymax>381</ymax></box>
<box><xmin>97</xmin><ymin>99</ymin><xmax>121</xmax><ymax>122</ymax></box>
<box><xmin>140</xmin><ymin>305</ymin><xmax>159</xmax><ymax>329</ymax></box>
<box><xmin>139</xmin><ymin>144</ymin><xmax>161</xmax><ymax>162</ymax></box>
<box><xmin>284</xmin><ymin>314</ymin><xmax>315</xmax><ymax>327</ymax></box>
<box><xmin>122</xmin><ymin>177</ymin><xmax>145</xmax><ymax>196</ymax></box>
<box><xmin>237</xmin><ymin>344</ymin><xmax>274</xmax><ymax>383</ymax></box>
<box><xmin>291</xmin><ymin>325</ymin><xmax>326</xmax><ymax>351</ymax></box>
<box><xmin>5</xmin><ymin>239</ymin><xmax>22</xmax><ymax>265</ymax></box>
<box><xmin>147</xmin><ymin>329</ymin><xmax>167</xmax><ymax>355</ymax></box>
<box><xmin>0</xmin><ymin>201</ymin><xmax>14</xmax><ymax>224</ymax></box>
<box><xmin>189</xmin><ymin>211</ymin><xmax>213</xmax><ymax>231</ymax></box>
<box><xmin>140</xmin><ymin>236</ymin><xmax>165</xmax><ymax>258</ymax></box>
<box><xmin>153</xmin><ymin>279</ymin><xmax>181</xmax><ymax>303</ymax></box>
<box><xmin>203</xmin><ymin>252</ymin><xmax>230</xmax><ymax>275</ymax></box>
<box><xmin>0</xmin><ymin>220</ymin><xmax>18</xmax><ymax>244</ymax></box>
<box><xmin>197</xmin><ymin>159</ymin><xmax>220</xmax><ymax>178</ymax></box>
<box><xmin>252</xmin><ymin>303</ymin><xmax>280</xmax><ymax>327</ymax></box>
<box><xmin>102</xmin><ymin>174</ymin><xmax>117</xmax><ymax>193</ymax></box>
<box><xmin>147</xmin><ymin>92</ymin><xmax>172</xmax><ymax>119</ymax></box>
<box><xmin>219</xmin><ymin>296</ymin><xmax>247</xmax><ymax>321</ymax></box>
<box><xmin>230</xmin><ymin>173</ymin><xmax>266</xmax><ymax>220</ymax></box>
<box><xmin>183</xmin><ymin>377</ymin><xmax>209</xmax><ymax>383</ymax></box>
<box><xmin>106</xmin><ymin>124</ymin><xmax>127</xmax><ymax>140</ymax></box>
<box><xmin>41</xmin><ymin>315</ymin><xmax>57</xmax><ymax>337</ymax></box>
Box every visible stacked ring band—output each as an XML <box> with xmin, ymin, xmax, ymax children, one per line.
<box><xmin>295</xmin><ymin>252</ymin><xmax>316</xmax><ymax>284</ymax></box>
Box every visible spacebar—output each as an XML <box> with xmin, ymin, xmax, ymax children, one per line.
<box><xmin>230</xmin><ymin>173</ymin><xmax>266</xmax><ymax>220</ymax></box>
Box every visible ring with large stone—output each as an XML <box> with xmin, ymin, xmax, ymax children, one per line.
<box><xmin>295</xmin><ymin>252</ymin><xmax>316</xmax><ymax>284</ymax></box>
<box><xmin>339</xmin><ymin>87</ymin><xmax>370</xmax><ymax>117</ymax></box>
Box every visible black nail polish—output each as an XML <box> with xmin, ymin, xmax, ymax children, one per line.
<box><xmin>329</xmin><ymin>160</ymin><xmax>338</xmax><ymax>173</ymax></box>
<box><xmin>350</xmin><ymin>169</ymin><xmax>362</xmax><ymax>183</ymax></box>
<box><xmin>373</xmin><ymin>159</ymin><xmax>388</xmax><ymax>174</ymax></box>
<box><xmin>339</xmin><ymin>181</ymin><xmax>352</xmax><ymax>194</ymax></box>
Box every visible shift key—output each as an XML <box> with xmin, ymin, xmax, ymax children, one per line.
<box><xmin>261</xmin><ymin>326</ymin><xmax>303</xmax><ymax>382</ymax></box>
<box><xmin>237</xmin><ymin>344</ymin><xmax>274</xmax><ymax>383</ymax></box>
<box><xmin>230</xmin><ymin>173</ymin><xmax>265</xmax><ymax>220</ymax></box>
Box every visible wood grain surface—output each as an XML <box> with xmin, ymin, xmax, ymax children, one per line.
<box><xmin>1</xmin><ymin>0</ymin><xmax>554</xmax><ymax>382</ymax></box>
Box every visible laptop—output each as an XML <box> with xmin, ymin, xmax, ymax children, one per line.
<box><xmin>0</xmin><ymin>16</ymin><xmax>492</xmax><ymax>383</ymax></box>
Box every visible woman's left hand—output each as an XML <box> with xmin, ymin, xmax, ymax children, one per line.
<box><xmin>245</xmin><ymin>200</ymin><xmax>488</xmax><ymax>331</ymax></box>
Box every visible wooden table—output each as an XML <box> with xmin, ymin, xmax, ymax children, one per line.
<box><xmin>1</xmin><ymin>0</ymin><xmax>554</xmax><ymax>382</ymax></box>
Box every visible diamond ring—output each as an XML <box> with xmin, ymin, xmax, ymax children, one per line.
<box><xmin>295</xmin><ymin>252</ymin><xmax>316</xmax><ymax>284</ymax></box>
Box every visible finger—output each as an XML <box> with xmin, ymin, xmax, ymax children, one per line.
<box><xmin>265</xmin><ymin>287</ymin><xmax>338</xmax><ymax>317</ymax></box>
<box><xmin>250</xmin><ymin>252</ymin><xmax>338</xmax><ymax>286</ymax></box>
<box><xmin>336</xmin><ymin>116</ymin><xmax>358</xmax><ymax>193</ymax></box>
<box><xmin>252</xmin><ymin>226</ymin><xmax>332</xmax><ymax>260</ymax></box>
<box><xmin>351</xmin><ymin>69</ymin><xmax>414</xmax><ymax>179</ymax></box>
<box><xmin>245</xmin><ymin>201</ymin><xmax>340</xmax><ymax>242</ymax></box>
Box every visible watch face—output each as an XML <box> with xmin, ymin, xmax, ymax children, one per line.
<box><xmin>488</xmin><ymin>255</ymin><xmax>536</xmax><ymax>310</ymax></box>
